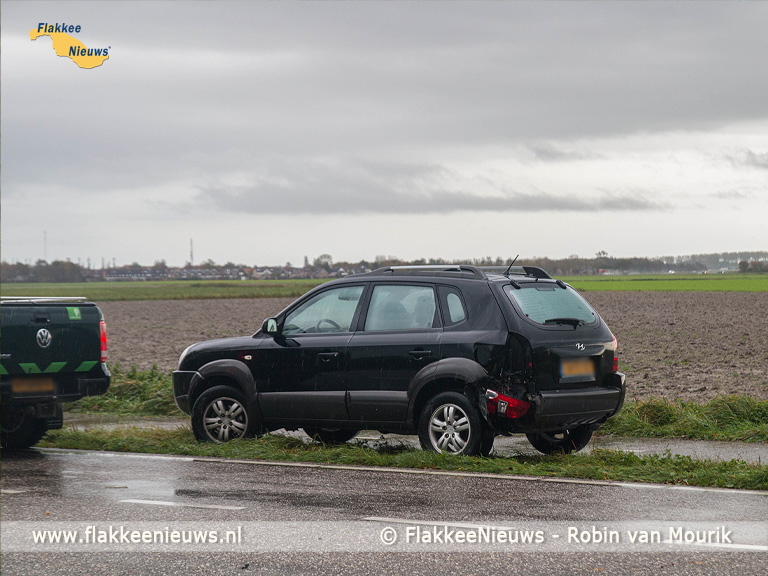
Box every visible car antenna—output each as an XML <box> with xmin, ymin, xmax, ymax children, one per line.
<box><xmin>504</xmin><ymin>255</ymin><xmax>519</xmax><ymax>277</ymax></box>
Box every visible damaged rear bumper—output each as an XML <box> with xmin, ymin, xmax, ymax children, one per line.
<box><xmin>530</xmin><ymin>372</ymin><xmax>626</xmax><ymax>431</ymax></box>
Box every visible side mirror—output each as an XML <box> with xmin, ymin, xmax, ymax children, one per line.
<box><xmin>262</xmin><ymin>317</ymin><xmax>279</xmax><ymax>335</ymax></box>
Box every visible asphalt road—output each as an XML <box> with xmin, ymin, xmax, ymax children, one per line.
<box><xmin>1</xmin><ymin>448</ymin><xmax>766</xmax><ymax>575</ymax></box>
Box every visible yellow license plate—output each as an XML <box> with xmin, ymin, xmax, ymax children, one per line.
<box><xmin>561</xmin><ymin>359</ymin><xmax>594</xmax><ymax>378</ymax></box>
<box><xmin>11</xmin><ymin>378</ymin><xmax>55</xmax><ymax>394</ymax></box>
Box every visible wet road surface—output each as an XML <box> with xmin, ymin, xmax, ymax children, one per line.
<box><xmin>1</xmin><ymin>448</ymin><xmax>766</xmax><ymax>575</ymax></box>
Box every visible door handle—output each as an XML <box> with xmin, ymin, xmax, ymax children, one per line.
<box><xmin>317</xmin><ymin>352</ymin><xmax>340</xmax><ymax>363</ymax></box>
<box><xmin>409</xmin><ymin>349</ymin><xmax>432</xmax><ymax>359</ymax></box>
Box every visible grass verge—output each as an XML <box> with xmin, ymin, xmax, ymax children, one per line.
<box><xmin>601</xmin><ymin>396</ymin><xmax>768</xmax><ymax>442</ymax></box>
<box><xmin>38</xmin><ymin>427</ymin><xmax>768</xmax><ymax>491</ymax></box>
<box><xmin>72</xmin><ymin>366</ymin><xmax>768</xmax><ymax>443</ymax></box>
<box><xmin>66</xmin><ymin>364</ymin><xmax>179</xmax><ymax>416</ymax></box>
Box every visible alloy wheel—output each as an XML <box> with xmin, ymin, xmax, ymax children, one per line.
<box><xmin>428</xmin><ymin>403</ymin><xmax>472</xmax><ymax>454</ymax></box>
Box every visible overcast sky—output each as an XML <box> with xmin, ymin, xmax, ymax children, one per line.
<box><xmin>2</xmin><ymin>1</ymin><xmax>767</xmax><ymax>268</ymax></box>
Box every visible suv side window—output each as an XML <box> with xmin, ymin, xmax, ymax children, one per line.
<box><xmin>283</xmin><ymin>285</ymin><xmax>364</xmax><ymax>335</ymax></box>
<box><xmin>364</xmin><ymin>285</ymin><xmax>438</xmax><ymax>331</ymax></box>
<box><xmin>438</xmin><ymin>286</ymin><xmax>467</xmax><ymax>327</ymax></box>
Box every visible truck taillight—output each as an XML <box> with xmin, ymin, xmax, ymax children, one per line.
<box><xmin>612</xmin><ymin>333</ymin><xmax>618</xmax><ymax>372</ymax></box>
<box><xmin>100</xmin><ymin>320</ymin><xmax>108</xmax><ymax>363</ymax></box>
<box><xmin>486</xmin><ymin>390</ymin><xmax>531</xmax><ymax>419</ymax></box>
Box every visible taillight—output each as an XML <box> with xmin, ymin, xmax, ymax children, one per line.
<box><xmin>612</xmin><ymin>333</ymin><xmax>618</xmax><ymax>372</ymax></box>
<box><xmin>486</xmin><ymin>390</ymin><xmax>531</xmax><ymax>419</ymax></box>
<box><xmin>100</xmin><ymin>320</ymin><xmax>108</xmax><ymax>363</ymax></box>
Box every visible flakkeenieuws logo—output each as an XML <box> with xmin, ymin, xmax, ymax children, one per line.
<box><xmin>30</xmin><ymin>22</ymin><xmax>110</xmax><ymax>69</ymax></box>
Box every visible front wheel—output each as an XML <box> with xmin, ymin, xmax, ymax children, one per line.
<box><xmin>525</xmin><ymin>425</ymin><xmax>595</xmax><ymax>455</ymax></box>
<box><xmin>303</xmin><ymin>427</ymin><xmax>359</xmax><ymax>445</ymax></box>
<box><xmin>191</xmin><ymin>385</ymin><xmax>252</xmax><ymax>443</ymax></box>
<box><xmin>418</xmin><ymin>391</ymin><xmax>483</xmax><ymax>456</ymax></box>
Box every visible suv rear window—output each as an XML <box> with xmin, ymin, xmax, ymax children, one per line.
<box><xmin>504</xmin><ymin>284</ymin><xmax>596</xmax><ymax>325</ymax></box>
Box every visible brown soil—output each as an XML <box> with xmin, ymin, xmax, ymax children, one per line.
<box><xmin>100</xmin><ymin>298</ymin><xmax>294</xmax><ymax>374</ymax></box>
<box><xmin>100</xmin><ymin>293</ymin><xmax>768</xmax><ymax>402</ymax></box>
<box><xmin>586</xmin><ymin>292</ymin><xmax>768</xmax><ymax>401</ymax></box>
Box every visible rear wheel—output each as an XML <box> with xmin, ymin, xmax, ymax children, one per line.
<box><xmin>479</xmin><ymin>425</ymin><xmax>496</xmax><ymax>457</ymax></box>
<box><xmin>1</xmin><ymin>411</ymin><xmax>46</xmax><ymax>450</ymax></box>
<box><xmin>192</xmin><ymin>385</ymin><xmax>252</xmax><ymax>443</ymax></box>
<box><xmin>303</xmin><ymin>427</ymin><xmax>359</xmax><ymax>444</ymax></box>
<box><xmin>418</xmin><ymin>391</ymin><xmax>483</xmax><ymax>456</ymax></box>
<box><xmin>525</xmin><ymin>425</ymin><xmax>595</xmax><ymax>455</ymax></box>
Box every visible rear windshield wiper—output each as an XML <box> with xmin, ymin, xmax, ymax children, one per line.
<box><xmin>544</xmin><ymin>318</ymin><xmax>584</xmax><ymax>328</ymax></box>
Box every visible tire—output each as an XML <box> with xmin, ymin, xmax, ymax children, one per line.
<box><xmin>1</xmin><ymin>411</ymin><xmax>47</xmax><ymax>450</ymax></box>
<box><xmin>191</xmin><ymin>385</ymin><xmax>253</xmax><ymax>443</ymax></box>
<box><xmin>479</xmin><ymin>425</ymin><xmax>496</xmax><ymax>457</ymax></box>
<box><xmin>418</xmin><ymin>391</ymin><xmax>483</xmax><ymax>456</ymax></box>
<box><xmin>525</xmin><ymin>424</ymin><xmax>595</xmax><ymax>455</ymax></box>
<box><xmin>303</xmin><ymin>427</ymin><xmax>359</xmax><ymax>445</ymax></box>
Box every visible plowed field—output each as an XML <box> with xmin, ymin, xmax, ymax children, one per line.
<box><xmin>100</xmin><ymin>292</ymin><xmax>768</xmax><ymax>401</ymax></box>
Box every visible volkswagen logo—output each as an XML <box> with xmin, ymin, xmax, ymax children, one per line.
<box><xmin>36</xmin><ymin>328</ymin><xmax>52</xmax><ymax>348</ymax></box>
<box><xmin>576</xmin><ymin>343</ymin><xmax>585</xmax><ymax>351</ymax></box>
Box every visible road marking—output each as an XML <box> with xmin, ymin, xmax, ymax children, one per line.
<box><xmin>1</xmin><ymin>489</ymin><xmax>29</xmax><ymax>494</ymax></box>
<box><xmin>120</xmin><ymin>499</ymin><xmax>245</xmax><ymax>510</ymax></box>
<box><xmin>95</xmin><ymin>453</ymin><xmax>196</xmax><ymax>461</ymax></box>
<box><xmin>194</xmin><ymin>457</ymin><xmax>768</xmax><ymax>496</ymax></box>
<box><xmin>39</xmin><ymin>448</ymin><xmax>195</xmax><ymax>462</ymax></box>
<box><xmin>663</xmin><ymin>540</ymin><xmax>768</xmax><ymax>552</ymax></box>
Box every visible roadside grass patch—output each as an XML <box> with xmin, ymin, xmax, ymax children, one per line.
<box><xmin>38</xmin><ymin>427</ymin><xmax>768</xmax><ymax>491</ymax></box>
<box><xmin>67</xmin><ymin>364</ymin><xmax>179</xmax><ymax>416</ymax></box>
<box><xmin>70</xmin><ymin>367</ymin><xmax>768</xmax><ymax>443</ymax></box>
<box><xmin>601</xmin><ymin>396</ymin><xmax>768</xmax><ymax>442</ymax></box>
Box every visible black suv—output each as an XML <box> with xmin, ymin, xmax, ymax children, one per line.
<box><xmin>173</xmin><ymin>265</ymin><xmax>625</xmax><ymax>456</ymax></box>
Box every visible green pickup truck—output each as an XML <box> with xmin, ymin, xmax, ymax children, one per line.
<box><xmin>1</xmin><ymin>297</ymin><xmax>111</xmax><ymax>449</ymax></box>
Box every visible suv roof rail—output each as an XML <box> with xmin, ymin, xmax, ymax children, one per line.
<box><xmin>1</xmin><ymin>296</ymin><xmax>89</xmax><ymax>303</ymax></box>
<box><xmin>369</xmin><ymin>265</ymin><xmax>487</xmax><ymax>280</ymax></box>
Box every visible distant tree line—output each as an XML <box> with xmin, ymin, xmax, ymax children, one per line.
<box><xmin>2</xmin><ymin>251</ymin><xmax>766</xmax><ymax>283</ymax></box>
<box><xmin>1</xmin><ymin>260</ymin><xmax>86</xmax><ymax>283</ymax></box>
<box><xmin>739</xmin><ymin>260</ymin><xmax>767</xmax><ymax>273</ymax></box>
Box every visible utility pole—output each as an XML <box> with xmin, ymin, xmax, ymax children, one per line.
<box><xmin>190</xmin><ymin>238</ymin><xmax>194</xmax><ymax>267</ymax></box>
<box><xmin>43</xmin><ymin>230</ymin><xmax>47</xmax><ymax>262</ymax></box>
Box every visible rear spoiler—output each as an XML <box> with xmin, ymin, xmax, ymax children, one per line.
<box><xmin>480</xmin><ymin>266</ymin><xmax>553</xmax><ymax>279</ymax></box>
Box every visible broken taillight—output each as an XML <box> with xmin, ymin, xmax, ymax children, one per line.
<box><xmin>486</xmin><ymin>390</ymin><xmax>531</xmax><ymax>418</ymax></box>
<box><xmin>100</xmin><ymin>320</ymin><xmax>108</xmax><ymax>363</ymax></box>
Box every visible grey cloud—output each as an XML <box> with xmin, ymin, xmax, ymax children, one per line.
<box><xmin>744</xmin><ymin>150</ymin><xmax>768</xmax><ymax>169</ymax></box>
<box><xmin>710</xmin><ymin>190</ymin><xmax>750</xmax><ymax>200</ymax></box>
<box><xmin>1</xmin><ymin>0</ymin><xmax>765</xmax><ymax>266</ymax></box>
<box><xmin>724</xmin><ymin>150</ymin><xmax>768</xmax><ymax>171</ymax></box>
<box><xmin>7</xmin><ymin>3</ymin><xmax>768</xmax><ymax>147</ymax></box>
<box><xmin>525</xmin><ymin>143</ymin><xmax>603</xmax><ymax>162</ymax></box>
<box><xmin>191</xmin><ymin>161</ymin><xmax>664</xmax><ymax>215</ymax></box>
